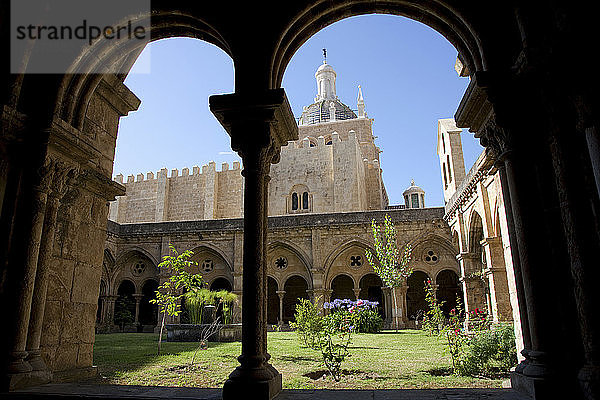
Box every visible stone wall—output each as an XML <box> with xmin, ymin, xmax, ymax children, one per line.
<box><xmin>109</xmin><ymin>115</ymin><xmax>389</xmax><ymax>224</ymax></box>
<box><xmin>102</xmin><ymin>208</ymin><xmax>460</xmax><ymax>330</ymax></box>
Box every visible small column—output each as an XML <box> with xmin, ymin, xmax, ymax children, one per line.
<box><xmin>432</xmin><ymin>284</ymin><xmax>440</xmax><ymax>300</ymax></box>
<box><xmin>133</xmin><ymin>294</ymin><xmax>144</xmax><ymax>324</ymax></box>
<box><xmin>26</xmin><ymin>163</ymin><xmax>75</xmax><ymax>375</ymax></box>
<box><xmin>210</xmin><ymin>88</ymin><xmax>297</xmax><ymax>400</ymax></box>
<box><xmin>352</xmin><ymin>288</ymin><xmax>361</xmax><ymax>300</ymax></box>
<box><xmin>276</xmin><ymin>291</ymin><xmax>285</xmax><ymax>325</ymax></box>
<box><xmin>105</xmin><ymin>295</ymin><xmax>118</xmax><ymax>328</ymax></box>
<box><xmin>397</xmin><ymin>284</ymin><xmax>409</xmax><ymax>326</ymax></box>
<box><xmin>7</xmin><ymin>159</ymin><xmax>53</xmax><ymax>377</ymax></box>
<box><xmin>382</xmin><ymin>287</ymin><xmax>393</xmax><ymax>328</ymax></box>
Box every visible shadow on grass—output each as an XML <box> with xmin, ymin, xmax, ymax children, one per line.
<box><xmin>303</xmin><ymin>369</ymin><xmax>387</xmax><ymax>381</ymax></box>
<box><xmin>277</xmin><ymin>355</ymin><xmax>317</xmax><ymax>363</ymax></box>
<box><xmin>93</xmin><ymin>333</ymin><xmax>232</xmax><ymax>379</ymax></box>
<box><xmin>424</xmin><ymin>367</ymin><xmax>452</xmax><ymax>376</ymax></box>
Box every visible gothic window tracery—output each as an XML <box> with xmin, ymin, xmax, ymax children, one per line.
<box><xmin>275</xmin><ymin>256</ymin><xmax>288</xmax><ymax>270</ymax></box>
<box><xmin>291</xmin><ymin>193</ymin><xmax>299</xmax><ymax>210</ymax></box>
<box><xmin>424</xmin><ymin>250</ymin><xmax>439</xmax><ymax>264</ymax></box>
<box><xmin>201</xmin><ymin>259</ymin><xmax>214</xmax><ymax>273</ymax></box>
<box><xmin>131</xmin><ymin>261</ymin><xmax>146</xmax><ymax>276</ymax></box>
<box><xmin>349</xmin><ymin>255</ymin><xmax>363</xmax><ymax>268</ymax></box>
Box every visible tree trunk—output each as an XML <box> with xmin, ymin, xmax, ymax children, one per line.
<box><xmin>393</xmin><ymin>286</ymin><xmax>399</xmax><ymax>332</ymax></box>
<box><xmin>158</xmin><ymin>312</ymin><xmax>166</xmax><ymax>355</ymax></box>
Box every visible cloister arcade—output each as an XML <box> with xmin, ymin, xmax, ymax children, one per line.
<box><xmin>0</xmin><ymin>2</ymin><xmax>597</xmax><ymax>400</ymax></box>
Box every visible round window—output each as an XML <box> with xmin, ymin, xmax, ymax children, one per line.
<box><xmin>424</xmin><ymin>250</ymin><xmax>439</xmax><ymax>264</ymax></box>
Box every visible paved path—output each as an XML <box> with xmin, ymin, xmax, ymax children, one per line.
<box><xmin>4</xmin><ymin>383</ymin><xmax>530</xmax><ymax>400</ymax></box>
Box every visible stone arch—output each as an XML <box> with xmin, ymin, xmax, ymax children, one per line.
<box><xmin>324</xmin><ymin>238</ymin><xmax>375</xmax><ymax>287</ymax></box>
<box><xmin>468</xmin><ymin>210</ymin><xmax>485</xmax><ymax>265</ymax></box>
<box><xmin>111</xmin><ymin>249</ymin><xmax>158</xmax><ymax>296</ymax></box>
<box><xmin>29</xmin><ymin>11</ymin><xmax>234</xmax><ymax>133</ymax></box>
<box><xmin>267</xmin><ymin>241</ymin><xmax>312</xmax><ymax>290</ymax></box>
<box><xmin>407</xmin><ymin>270</ymin><xmax>431</xmax><ymax>320</ymax></box>
<box><xmin>330</xmin><ymin>274</ymin><xmax>356</xmax><ymax>301</ymax></box>
<box><xmin>435</xmin><ymin>269</ymin><xmax>461</xmax><ymax>316</ymax></box>
<box><xmin>115</xmin><ymin>246</ymin><xmax>159</xmax><ymax>269</ymax></box>
<box><xmin>189</xmin><ymin>244</ymin><xmax>234</xmax><ymax>287</ymax></box>
<box><xmin>451</xmin><ymin>229</ymin><xmax>461</xmax><ymax>254</ymax></box>
<box><xmin>210</xmin><ymin>277</ymin><xmax>233</xmax><ymax>292</ymax></box>
<box><xmin>270</xmin><ymin>2</ymin><xmax>516</xmax><ymax>88</ymax></box>
<box><xmin>409</xmin><ymin>232</ymin><xmax>460</xmax><ymax>283</ymax></box>
<box><xmin>282</xmin><ymin>275</ymin><xmax>310</xmax><ymax>322</ymax></box>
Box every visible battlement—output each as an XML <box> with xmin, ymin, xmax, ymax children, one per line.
<box><xmin>114</xmin><ymin>160</ymin><xmax>242</xmax><ymax>184</ymax></box>
<box><xmin>281</xmin><ymin>129</ymin><xmax>358</xmax><ymax>154</ymax></box>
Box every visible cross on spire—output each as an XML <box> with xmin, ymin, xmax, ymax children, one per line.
<box><xmin>323</xmin><ymin>48</ymin><xmax>327</xmax><ymax>63</ymax></box>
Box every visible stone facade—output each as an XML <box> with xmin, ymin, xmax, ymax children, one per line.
<box><xmin>438</xmin><ymin>118</ymin><xmax>521</xmax><ymax>356</ymax></box>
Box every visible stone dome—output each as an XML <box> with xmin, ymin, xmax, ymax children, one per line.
<box><xmin>403</xmin><ymin>180</ymin><xmax>425</xmax><ymax>196</ymax></box>
<box><xmin>299</xmin><ymin>99</ymin><xmax>357</xmax><ymax>125</ymax></box>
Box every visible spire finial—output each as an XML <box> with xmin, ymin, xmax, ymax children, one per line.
<box><xmin>411</xmin><ymin>179</ymin><xmax>415</xmax><ymax>186</ymax></box>
<box><xmin>323</xmin><ymin>48</ymin><xmax>327</xmax><ymax>64</ymax></box>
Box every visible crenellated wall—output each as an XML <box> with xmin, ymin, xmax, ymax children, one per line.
<box><xmin>110</xmin><ymin>118</ymin><xmax>388</xmax><ymax>223</ymax></box>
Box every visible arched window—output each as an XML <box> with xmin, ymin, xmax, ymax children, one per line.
<box><xmin>443</xmin><ymin>163</ymin><xmax>448</xmax><ymax>189</ymax></box>
<box><xmin>411</xmin><ymin>193</ymin><xmax>419</xmax><ymax>208</ymax></box>
<box><xmin>447</xmin><ymin>155</ymin><xmax>452</xmax><ymax>182</ymax></box>
<box><xmin>441</xmin><ymin>133</ymin><xmax>446</xmax><ymax>153</ymax></box>
<box><xmin>302</xmin><ymin>192</ymin><xmax>309</xmax><ymax>209</ymax></box>
<box><xmin>291</xmin><ymin>193</ymin><xmax>298</xmax><ymax>210</ymax></box>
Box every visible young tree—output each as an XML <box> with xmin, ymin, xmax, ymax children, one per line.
<box><xmin>150</xmin><ymin>244</ymin><xmax>203</xmax><ymax>355</ymax></box>
<box><xmin>365</xmin><ymin>214</ymin><xmax>413</xmax><ymax>331</ymax></box>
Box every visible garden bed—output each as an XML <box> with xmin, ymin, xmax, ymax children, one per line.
<box><xmin>165</xmin><ymin>323</ymin><xmax>242</xmax><ymax>342</ymax></box>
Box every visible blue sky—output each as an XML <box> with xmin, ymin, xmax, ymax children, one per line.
<box><xmin>116</xmin><ymin>14</ymin><xmax>483</xmax><ymax>207</ymax></box>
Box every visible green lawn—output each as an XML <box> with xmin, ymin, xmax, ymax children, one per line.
<box><xmin>93</xmin><ymin>330</ymin><xmax>505</xmax><ymax>389</ymax></box>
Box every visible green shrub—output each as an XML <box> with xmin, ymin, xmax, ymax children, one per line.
<box><xmin>291</xmin><ymin>298</ymin><xmax>324</xmax><ymax>349</ymax></box>
<box><xmin>422</xmin><ymin>279</ymin><xmax>445</xmax><ymax>335</ymax></box>
<box><xmin>453</xmin><ymin>323</ymin><xmax>518</xmax><ymax>376</ymax></box>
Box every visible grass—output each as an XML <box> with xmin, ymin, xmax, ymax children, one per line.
<box><xmin>93</xmin><ymin>330</ymin><xmax>506</xmax><ymax>389</ymax></box>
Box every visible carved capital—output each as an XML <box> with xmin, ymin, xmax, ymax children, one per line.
<box><xmin>209</xmin><ymin>88</ymin><xmax>298</xmax><ymax>167</ymax></box>
<box><xmin>48</xmin><ymin>161</ymin><xmax>78</xmax><ymax>200</ymax></box>
<box><xmin>478</xmin><ymin>113</ymin><xmax>513</xmax><ymax>163</ymax></box>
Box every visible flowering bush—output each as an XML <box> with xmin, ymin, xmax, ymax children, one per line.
<box><xmin>445</xmin><ymin>297</ymin><xmax>517</xmax><ymax>377</ymax></box>
<box><xmin>323</xmin><ymin>298</ymin><xmax>382</xmax><ymax>333</ymax></box>
<box><xmin>468</xmin><ymin>307</ymin><xmax>491</xmax><ymax>332</ymax></box>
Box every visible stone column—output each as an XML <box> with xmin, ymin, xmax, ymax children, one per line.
<box><xmin>481</xmin><ymin>237</ymin><xmax>513</xmax><ymax>322</ymax></box>
<box><xmin>276</xmin><ymin>291</ymin><xmax>285</xmax><ymax>325</ymax></box>
<box><xmin>382</xmin><ymin>287</ymin><xmax>392</xmax><ymax>328</ymax></box>
<box><xmin>474</xmin><ymin>80</ymin><xmax>589</xmax><ymax>397</ymax></box>
<box><xmin>25</xmin><ymin>163</ymin><xmax>75</xmax><ymax>377</ymax></box>
<box><xmin>352</xmin><ymin>288</ymin><xmax>361</xmax><ymax>301</ymax></box>
<box><xmin>496</xmin><ymin>160</ymin><xmax>531</xmax><ymax>365</ymax></box>
<box><xmin>6</xmin><ymin>159</ymin><xmax>53</xmax><ymax>378</ymax></box>
<box><xmin>210</xmin><ymin>89</ymin><xmax>297</xmax><ymax>400</ymax></box>
<box><xmin>105</xmin><ymin>295</ymin><xmax>118</xmax><ymax>330</ymax></box>
<box><xmin>133</xmin><ymin>294</ymin><xmax>144</xmax><ymax>325</ymax></box>
<box><xmin>311</xmin><ymin>288</ymin><xmax>329</xmax><ymax>315</ymax></box>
